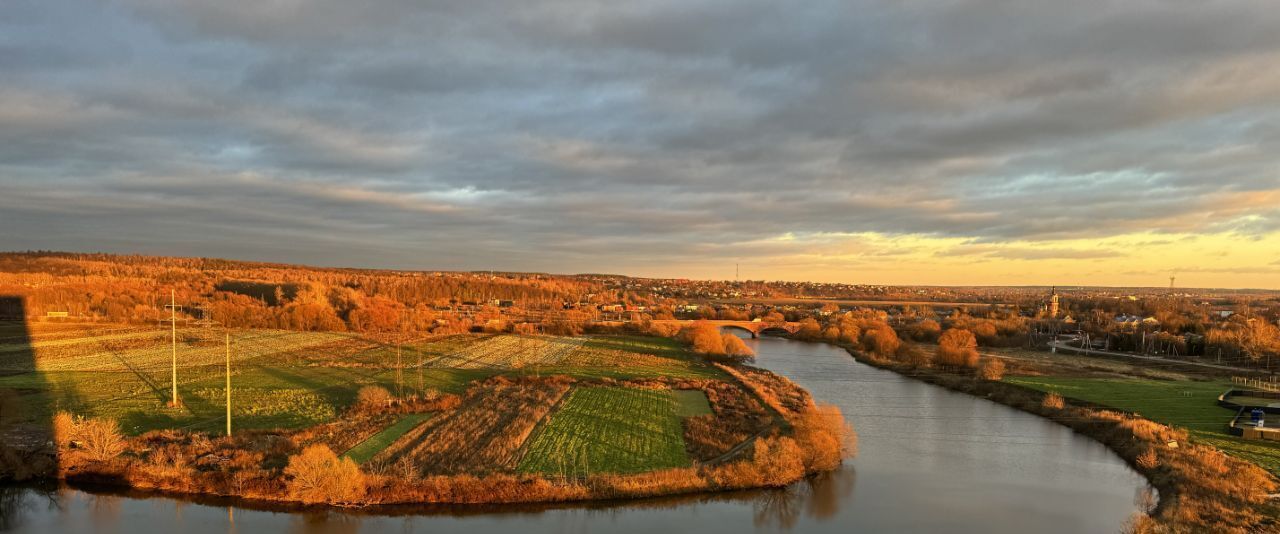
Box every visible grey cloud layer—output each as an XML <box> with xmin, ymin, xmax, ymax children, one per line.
<box><xmin>1</xmin><ymin>0</ymin><xmax>1278</xmax><ymax>271</ymax></box>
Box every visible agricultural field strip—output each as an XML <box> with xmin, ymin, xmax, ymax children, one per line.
<box><xmin>75</xmin><ymin>341</ymin><xmax>384</xmax><ymax>409</ymax></box>
<box><xmin>673</xmin><ymin>389</ymin><xmax>713</xmax><ymax>417</ymax></box>
<box><xmin>343</xmin><ymin>413</ymin><xmax>435</xmax><ymax>464</ymax></box>
<box><xmin>0</xmin><ymin>328</ymin><xmax>164</xmax><ymax>353</ymax></box>
<box><xmin>386</xmin><ymin>382</ymin><xmax>572</xmax><ymax>474</ymax></box>
<box><xmin>518</xmin><ymin>387</ymin><xmax>689</xmax><ymax>475</ymax></box>
<box><xmin>425</xmin><ymin>335</ymin><xmax>588</xmax><ymax>369</ymax></box>
<box><xmin>0</xmin><ymin>332</ymin><xmax>380</xmax><ymax>424</ymax></box>
<box><xmin>163</xmin><ymin>365</ymin><xmax>403</xmax><ymax>433</ymax></box>
<box><xmin>0</xmin><ymin>330</ymin><xmax>350</xmax><ymax>372</ymax></box>
<box><xmin>0</xmin><ymin>325</ymin><xmax>159</xmax><ymax>346</ymax></box>
<box><xmin>419</xmin><ymin>335</ymin><xmax>711</xmax><ymax>377</ymax></box>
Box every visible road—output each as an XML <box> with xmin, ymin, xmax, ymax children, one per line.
<box><xmin>1046</xmin><ymin>339</ymin><xmax>1256</xmax><ymax>374</ymax></box>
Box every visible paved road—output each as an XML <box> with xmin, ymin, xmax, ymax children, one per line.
<box><xmin>1046</xmin><ymin>340</ymin><xmax>1257</xmax><ymax>374</ymax></box>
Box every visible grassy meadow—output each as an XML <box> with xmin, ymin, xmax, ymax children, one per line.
<box><xmin>1006</xmin><ymin>376</ymin><xmax>1280</xmax><ymax>474</ymax></box>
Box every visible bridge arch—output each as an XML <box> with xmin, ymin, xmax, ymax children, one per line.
<box><xmin>718</xmin><ymin>324</ymin><xmax>758</xmax><ymax>339</ymax></box>
<box><xmin>758</xmin><ymin>326</ymin><xmax>792</xmax><ymax>337</ymax></box>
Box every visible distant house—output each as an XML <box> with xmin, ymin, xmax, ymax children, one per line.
<box><xmin>1115</xmin><ymin>315</ymin><xmax>1159</xmax><ymax>328</ymax></box>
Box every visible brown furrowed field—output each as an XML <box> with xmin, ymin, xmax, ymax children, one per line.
<box><xmin>374</xmin><ymin>376</ymin><xmax>573</xmax><ymax>474</ymax></box>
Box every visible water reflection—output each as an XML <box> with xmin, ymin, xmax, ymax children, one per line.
<box><xmin>0</xmin><ymin>337</ymin><xmax>1147</xmax><ymax>533</ymax></box>
<box><xmin>753</xmin><ymin>468</ymin><xmax>856</xmax><ymax>530</ymax></box>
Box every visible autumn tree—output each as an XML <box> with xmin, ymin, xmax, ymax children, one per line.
<box><xmin>356</xmin><ymin>386</ymin><xmax>393</xmax><ymax>410</ymax></box>
<box><xmin>937</xmin><ymin>328</ymin><xmax>979</xmax><ymax>368</ymax></box>
<box><xmin>972</xmin><ymin>322</ymin><xmax>998</xmax><ymax>345</ymax></box>
<box><xmin>684</xmin><ymin>321</ymin><xmax>726</xmax><ymax>355</ymax></box>
<box><xmin>722</xmin><ymin>334</ymin><xmax>755</xmax><ymax>359</ymax></box>
<box><xmin>912</xmin><ymin>319</ymin><xmax>941</xmax><ymax>341</ymax></box>
<box><xmin>284</xmin><ymin>444</ymin><xmax>365</xmax><ymax>504</ymax></box>
<box><xmin>861</xmin><ymin>326</ymin><xmax>900</xmax><ymax>359</ymax></box>
<box><xmin>795</xmin><ymin>318</ymin><xmax>822</xmax><ymax>341</ymax></box>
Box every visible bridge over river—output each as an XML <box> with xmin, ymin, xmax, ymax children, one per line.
<box><xmin>647</xmin><ymin>319</ymin><xmax>801</xmax><ymax>338</ymax></box>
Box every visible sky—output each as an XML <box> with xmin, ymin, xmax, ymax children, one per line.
<box><xmin>1</xmin><ymin>1</ymin><xmax>1278</xmax><ymax>288</ymax></box>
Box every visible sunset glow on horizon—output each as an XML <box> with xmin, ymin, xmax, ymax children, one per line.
<box><xmin>1</xmin><ymin>1</ymin><xmax>1278</xmax><ymax>288</ymax></box>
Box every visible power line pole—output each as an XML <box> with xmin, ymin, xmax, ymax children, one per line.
<box><xmin>164</xmin><ymin>289</ymin><xmax>180</xmax><ymax>407</ymax></box>
<box><xmin>225</xmin><ymin>331</ymin><xmax>232</xmax><ymax>437</ymax></box>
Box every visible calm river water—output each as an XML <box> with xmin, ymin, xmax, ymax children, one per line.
<box><xmin>0</xmin><ymin>336</ymin><xmax>1148</xmax><ymax>533</ymax></box>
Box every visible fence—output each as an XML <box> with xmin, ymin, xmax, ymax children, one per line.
<box><xmin>1233</xmin><ymin>376</ymin><xmax>1280</xmax><ymax>393</ymax></box>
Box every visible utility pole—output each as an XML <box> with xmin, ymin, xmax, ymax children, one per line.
<box><xmin>164</xmin><ymin>289</ymin><xmax>180</xmax><ymax>407</ymax></box>
<box><xmin>225</xmin><ymin>331</ymin><xmax>232</xmax><ymax>437</ymax></box>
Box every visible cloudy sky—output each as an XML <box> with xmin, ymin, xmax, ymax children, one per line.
<box><xmin>2</xmin><ymin>0</ymin><xmax>1279</xmax><ymax>287</ymax></box>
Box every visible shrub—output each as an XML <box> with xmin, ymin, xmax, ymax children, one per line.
<box><xmin>747</xmin><ymin>437</ymin><xmax>806</xmax><ymax>487</ymax></box>
<box><xmin>356</xmin><ymin>386</ymin><xmax>393</xmax><ymax>409</ymax></box>
<box><xmin>937</xmin><ymin>328</ymin><xmax>979</xmax><ymax>368</ymax></box>
<box><xmin>721</xmin><ymin>334</ymin><xmax>754</xmax><ymax>358</ymax></box>
<box><xmin>973</xmin><ymin>322</ymin><xmax>998</xmax><ymax>345</ymax></box>
<box><xmin>900</xmin><ymin>345</ymin><xmax>933</xmax><ymax>367</ymax></box>
<box><xmin>794</xmin><ymin>318</ymin><xmax>822</xmax><ymax>341</ymax></box>
<box><xmin>1136</xmin><ymin>447</ymin><xmax>1158</xmax><ymax>470</ymax></box>
<box><xmin>913</xmin><ymin>319</ymin><xmax>941</xmax><ymax>341</ymax></box>
<box><xmin>838</xmin><ymin>325</ymin><xmax>860</xmax><ymax>345</ymax></box>
<box><xmin>52</xmin><ymin>411</ymin><xmax>75</xmax><ymax>450</ymax></box>
<box><xmin>1042</xmin><ymin>392</ymin><xmax>1064</xmax><ymax>410</ymax></box>
<box><xmin>76</xmin><ymin>417</ymin><xmax>125</xmax><ymax>463</ymax></box>
<box><xmin>791</xmin><ymin>404</ymin><xmax>856</xmax><ymax>472</ymax></box>
<box><xmin>861</xmin><ymin>326</ymin><xmax>900</xmax><ymax>359</ymax></box>
<box><xmin>684</xmin><ymin>322</ymin><xmax>726</xmax><ymax>355</ymax></box>
<box><xmin>284</xmin><ymin>444</ymin><xmax>366</xmax><ymax>504</ymax></box>
<box><xmin>977</xmin><ymin>358</ymin><xmax>1005</xmax><ymax>381</ymax></box>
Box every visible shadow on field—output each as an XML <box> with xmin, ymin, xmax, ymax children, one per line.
<box><xmin>0</xmin><ymin>296</ymin><xmax>57</xmax><ymax>481</ymax></box>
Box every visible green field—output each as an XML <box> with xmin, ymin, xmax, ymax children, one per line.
<box><xmin>518</xmin><ymin>387</ymin><xmax>690</xmax><ymax>475</ymax></box>
<box><xmin>1006</xmin><ymin>376</ymin><xmax>1280</xmax><ymax>474</ymax></box>
<box><xmin>343</xmin><ymin>413</ymin><xmax>434</xmax><ymax>464</ymax></box>
<box><xmin>0</xmin><ymin>328</ymin><xmax>717</xmax><ymax>436</ymax></box>
<box><xmin>673</xmin><ymin>389</ymin><xmax>713</xmax><ymax>416</ymax></box>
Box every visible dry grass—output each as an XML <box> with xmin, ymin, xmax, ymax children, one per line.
<box><xmin>714</xmin><ymin>363</ymin><xmax>812</xmax><ymax>417</ymax></box>
<box><xmin>1042</xmin><ymin>391</ymin><xmax>1064</xmax><ymax>410</ymax></box>
<box><xmin>978</xmin><ymin>357</ymin><xmax>1006</xmax><ymax>381</ymax></box>
<box><xmin>682</xmin><ymin>380</ymin><xmax>771</xmax><ymax>461</ymax></box>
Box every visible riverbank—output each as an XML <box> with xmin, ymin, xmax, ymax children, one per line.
<box><xmin>834</xmin><ymin>341</ymin><xmax>1278</xmax><ymax>533</ymax></box>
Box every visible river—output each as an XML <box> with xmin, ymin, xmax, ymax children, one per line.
<box><xmin>0</xmin><ymin>336</ymin><xmax>1149</xmax><ymax>533</ymax></box>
